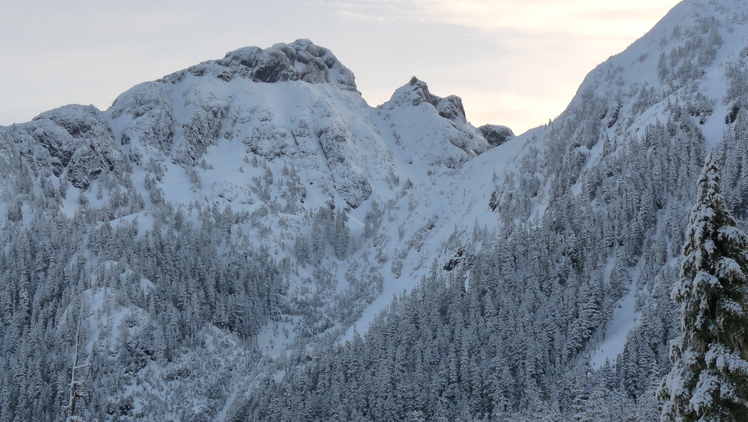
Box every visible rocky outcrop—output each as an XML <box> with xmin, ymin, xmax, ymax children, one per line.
<box><xmin>176</xmin><ymin>92</ymin><xmax>230</xmax><ymax>165</ymax></box>
<box><xmin>478</xmin><ymin>124</ymin><xmax>515</xmax><ymax>147</ymax></box>
<box><xmin>2</xmin><ymin>40</ymin><xmax>507</xmax><ymax>210</ymax></box>
<box><xmin>436</xmin><ymin>95</ymin><xmax>467</xmax><ymax>122</ymax></box>
<box><xmin>401</xmin><ymin>77</ymin><xmax>467</xmax><ymax>123</ymax></box>
<box><xmin>24</xmin><ymin>119</ymin><xmax>77</xmax><ymax>177</ymax></box>
<box><xmin>316</xmin><ymin>124</ymin><xmax>372</xmax><ymax>208</ymax></box>
<box><xmin>109</xmin><ymin>83</ymin><xmax>176</xmax><ymax>156</ymax></box>
<box><xmin>0</xmin><ymin>105</ymin><xmax>127</xmax><ymax>189</ymax></box>
<box><xmin>160</xmin><ymin>39</ymin><xmax>357</xmax><ymax>92</ymax></box>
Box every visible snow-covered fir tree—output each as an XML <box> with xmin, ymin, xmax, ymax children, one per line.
<box><xmin>659</xmin><ymin>153</ymin><xmax>748</xmax><ymax>421</ymax></box>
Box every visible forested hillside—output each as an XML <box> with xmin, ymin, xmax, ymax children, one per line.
<box><xmin>1</xmin><ymin>0</ymin><xmax>748</xmax><ymax>421</ymax></box>
<box><xmin>240</xmin><ymin>0</ymin><xmax>748</xmax><ymax>420</ymax></box>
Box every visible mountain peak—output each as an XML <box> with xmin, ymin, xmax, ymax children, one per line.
<box><xmin>388</xmin><ymin>76</ymin><xmax>467</xmax><ymax>123</ymax></box>
<box><xmin>159</xmin><ymin>39</ymin><xmax>358</xmax><ymax>91</ymax></box>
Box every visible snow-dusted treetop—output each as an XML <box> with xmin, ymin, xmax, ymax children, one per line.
<box><xmin>660</xmin><ymin>153</ymin><xmax>748</xmax><ymax>421</ymax></box>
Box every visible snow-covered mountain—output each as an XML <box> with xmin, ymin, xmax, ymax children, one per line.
<box><xmin>3</xmin><ymin>0</ymin><xmax>748</xmax><ymax>420</ymax></box>
<box><xmin>0</xmin><ymin>37</ymin><xmax>512</xmax><ymax>420</ymax></box>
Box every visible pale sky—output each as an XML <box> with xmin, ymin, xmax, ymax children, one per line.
<box><xmin>0</xmin><ymin>0</ymin><xmax>681</xmax><ymax>135</ymax></box>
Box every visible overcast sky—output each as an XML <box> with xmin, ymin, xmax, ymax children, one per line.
<box><xmin>1</xmin><ymin>0</ymin><xmax>680</xmax><ymax>135</ymax></box>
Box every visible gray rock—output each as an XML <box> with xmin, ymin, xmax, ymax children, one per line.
<box><xmin>478</xmin><ymin>124</ymin><xmax>515</xmax><ymax>147</ymax></box>
<box><xmin>109</xmin><ymin>83</ymin><xmax>176</xmax><ymax>153</ymax></box>
<box><xmin>160</xmin><ymin>39</ymin><xmax>357</xmax><ymax>92</ymax></box>
<box><xmin>383</xmin><ymin>77</ymin><xmax>492</xmax><ymax>164</ymax></box>
<box><xmin>26</xmin><ymin>119</ymin><xmax>77</xmax><ymax>176</ymax></box>
<box><xmin>436</xmin><ymin>95</ymin><xmax>467</xmax><ymax>122</ymax></box>
<box><xmin>34</xmin><ymin>105</ymin><xmax>123</xmax><ymax>189</ymax></box>
<box><xmin>317</xmin><ymin>125</ymin><xmax>372</xmax><ymax>208</ymax></box>
<box><xmin>398</xmin><ymin>77</ymin><xmax>469</xmax><ymax>123</ymax></box>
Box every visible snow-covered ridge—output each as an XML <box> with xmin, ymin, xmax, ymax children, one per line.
<box><xmin>0</xmin><ymin>36</ymin><xmax>513</xmax><ymax>387</ymax></box>
<box><xmin>94</xmin><ymin>40</ymin><xmax>500</xmax><ymax>210</ymax></box>
<box><xmin>8</xmin><ymin>1</ymin><xmax>748</xmax><ymax>417</ymax></box>
<box><xmin>159</xmin><ymin>39</ymin><xmax>358</xmax><ymax>91</ymax></box>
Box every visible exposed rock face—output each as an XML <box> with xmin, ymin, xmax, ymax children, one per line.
<box><xmin>401</xmin><ymin>76</ymin><xmax>468</xmax><ymax>123</ymax></box>
<box><xmin>24</xmin><ymin>119</ymin><xmax>77</xmax><ymax>177</ymax></box>
<box><xmin>436</xmin><ymin>95</ymin><xmax>467</xmax><ymax>122</ymax></box>
<box><xmin>176</xmin><ymin>94</ymin><xmax>230</xmax><ymax>165</ymax></box>
<box><xmin>33</xmin><ymin>105</ymin><xmax>123</xmax><ymax>189</ymax></box>
<box><xmin>110</xmin><ymin>83</ymin><xmax>176</xmax><ymax>156</ymax></box>
<box><xmin>161</xmin><ymin>39</ymin><xmax>357</xmax><ymax>92</ymax></box>
<box><xmin>316</xmin><ymin>124</ymin><xmax>372</xmax><ymax>208</ymax></box>
<box><xmin>478</xmin><ymin>124</ymin><xmax>515</xmax><ymax>147</ymax></box>
<box><xmin>402</xmin><ymin>77</ymin><xmax>465</xmax><ymax>121</ymax></box>
<box><xmin>406</xmin><ymin>76</ymin><xmax>440</xmax><ymax>107</ymax></box>
<box><xmin>108</xmin><ymin>39</ymin><xmax>361</xmax><ymax>169</ymax></box>
<box><xmin>0</xmin><ymin>105</ymin><xmax>125</xmax><ymax>189</ymax></box>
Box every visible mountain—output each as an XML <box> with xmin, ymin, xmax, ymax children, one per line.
<box><xmin>0</xmin><ymin>38</ymin><xmax>508</xmax><ymax>420</ymax></box>
<box><xmin>2</xmin><ymin>0</ymin><xmax>748</xmax><ymax>420</ymax></box>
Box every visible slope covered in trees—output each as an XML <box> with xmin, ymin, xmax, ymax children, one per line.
<box><xmin>239</xmin><ymin>0</ymin><xmax>748</xmax><ymax>419</ymax></box>
<box><xmin>1</xmin><ymin>0</ymin><xmax>748</xmax><ymax>420</ymax></box>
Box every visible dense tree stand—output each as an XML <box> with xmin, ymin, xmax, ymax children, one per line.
<box><xmin>660</xmin><ymin>153</ymin><xmax>748</xmax><ymax>421</ymax></box>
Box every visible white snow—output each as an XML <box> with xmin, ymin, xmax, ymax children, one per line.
<box><xmin>591</xmin><ymin>276</ymin><xmax>641</xmax><ymax>368</ymax></box>
<box><xmin>5</xmin><ymin>3</ymin><xmax>748</xmax><ymax>416</ymax></box>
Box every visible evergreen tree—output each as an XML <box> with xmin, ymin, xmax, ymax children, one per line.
<box><xmin>659</xmin><ymin>153</ymin><xmax>748</xmax><ymax>421</ymax></box>
<box><xmin>333</xmin><ymin>209</ymin><xmax>350</xmax><ymax>259</ymax></box>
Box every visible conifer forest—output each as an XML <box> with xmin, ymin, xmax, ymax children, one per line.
<box><xmin>2</xmin><ymin>0</ymin><xmax>748</xmax><ymax>420</ymax></box>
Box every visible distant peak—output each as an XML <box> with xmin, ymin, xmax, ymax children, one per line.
<box><xmin>387</xmin><ymin>77</ymin><xmax>467</xmax><ymax>122</ymax></box>
<box><xmin>159</xmin><ymin>39</ymin><xmax>357</xmax><ymax>91</ymax></box>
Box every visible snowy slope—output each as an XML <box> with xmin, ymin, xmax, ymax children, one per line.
<box><xmin>236</xmin><ymin>3</ymin><xmax>748</xmax><ymax>420</ymax></box>
<box><xmin>0</xmin><ymin>37</ymin><xmax>512</xmax><ymax>420</ymax></box>
<box><xmin>481</xmin><ymin>0</ymin><xmax>748</xmax><ymax>369</ymax></box>
<box><xmin>335</xmin><ymin>0</ymin><xmax>748</xmax><ymax>374</ymax></box>
<box><xmin>3</xmin><ymin>0</ymin><xmax>748</xmax><ymax>419</ymax></box>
